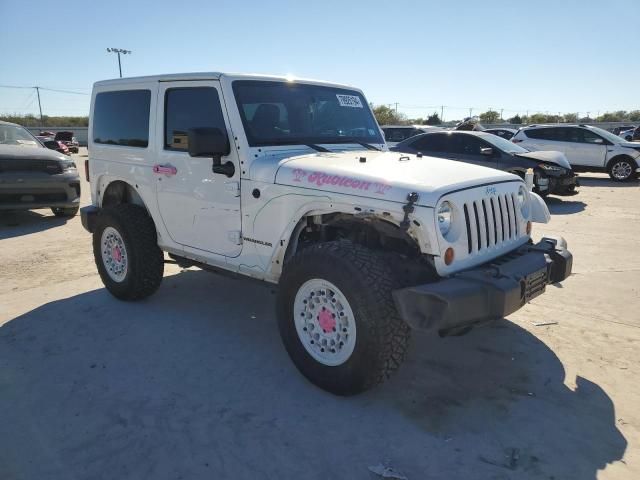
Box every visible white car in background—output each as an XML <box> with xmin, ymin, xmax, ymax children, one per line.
<box><xmin>381</xmin><ymin>125</ymin><xmax>443</xmax><ymax>147</ymax></box>
<box><xmin>512</xmin><ymin>124</ymin><xmax>640</xmax><ymax>181</ymax></box>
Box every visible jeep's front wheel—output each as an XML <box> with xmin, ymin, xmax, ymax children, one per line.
<box><xmin>276</xmin><ymin>240</ymin><xmax>410</xmax><ymax>395</ymax></box>
<box><xmin>92</xmin><ymin>204</ymin><xmax>164</xmax><ymax>300</ymax></box>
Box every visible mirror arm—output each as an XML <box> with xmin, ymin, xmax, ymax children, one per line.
<box><xmin>212</xmin><ymin>154</ymin><xmax>235</xmax><ymax>177</ymax></box>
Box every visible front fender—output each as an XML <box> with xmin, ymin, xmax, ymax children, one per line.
<box><xmin>530</xmin><ymin>191</ymin><xmax>550</xmax><ymax>223</ymax></box>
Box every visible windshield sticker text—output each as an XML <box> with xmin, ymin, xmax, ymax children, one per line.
<box><xmin>292</xmin><ymin>169</ymin><xmax>391</xmax><ymax>195</ymax></box>
<box><xmin>336</xmin><ymin>94</ymin><xmax>363</xmax><ymax>108</ymax></box>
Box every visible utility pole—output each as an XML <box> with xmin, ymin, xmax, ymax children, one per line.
<box><xmin>35</xmin><ymin>86</ymin><xmax>43</xmax><ymax>125</ymax></box>
<box><xmin>106</xmin><ymin>48</ymin><xmax>132</xmax><ymax>78</ymax></box>
<box><xmin>469</xmin><ymin>108</ymin><xmax>473</xmax><ymax>118</ymax></box>
<box><xmin>441</xmin><ymin>105</ymin><xmax>444</xmax><ymax>122</ymax></box>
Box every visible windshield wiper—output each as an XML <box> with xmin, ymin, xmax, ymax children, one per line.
<box><xmin>305</xmin><ymin>144</ymin><xmax>330</xmax><ymax>152</ymax></box>
<box><xmin>330</xmin><ymin>139</ymin><xmax>382</xmax><ymax>151</ymax></box>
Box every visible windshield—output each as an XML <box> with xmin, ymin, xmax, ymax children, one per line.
<box><xmin>484</xmin><ymin>133</ymin><xmax>528</xmax><ymax>154</ymax></box>
<box><xmin>233</xmin><ymin>81</ymin><xmax>383</xmax><ymax>147</ymax></box>
<box><xmin>589</xmin><ymin>126</ymin><xmax>626</xmax><ymax>144</ymax></box>
<box><xmin>0</xmin><ymin>124</ymin><xmax>41</xmax><ymax>147</ymax></box>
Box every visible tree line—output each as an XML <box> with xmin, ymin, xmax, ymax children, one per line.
<box><xmin>0</xmin><ymin>114</ymin><xmax>89</xmax><ymax>127</ymax></box>
<box><xmin>372</xmin><ymin>105</ymin><xmax>640</xmax><ymax>126</ymax></box>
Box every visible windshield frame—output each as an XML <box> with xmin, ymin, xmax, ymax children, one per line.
<box><xmin>232</xmin><ymin>80</ymin><xmax>383</xmax><ymax>148</ymax></box>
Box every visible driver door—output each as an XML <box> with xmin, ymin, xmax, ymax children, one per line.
<box><xmin>154</xmin><ymin>81</ymin><xmax>242</xmax><ymax>256</ymax></box>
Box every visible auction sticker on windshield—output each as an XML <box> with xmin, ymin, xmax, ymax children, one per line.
<box><xmin>336</xmin><ymin>94</ymin><xmax>363</xmax><ymax>108</ymax></box>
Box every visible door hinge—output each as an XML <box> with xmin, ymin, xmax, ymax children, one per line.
<box><xmin>224</xmin><ymin>181</ymin><xmax>240</xmax><ymax>197</ymax></box>
<box><xmin>228</xmin><ymin>231</ymin><xmax>242</xmax><ymax>245</ymax></box>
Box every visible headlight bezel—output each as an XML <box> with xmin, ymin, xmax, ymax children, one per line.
<box><xmin>437</xmin><ymin>201</ymin><xmax>453</xmax><ymax>237</ymax></box>
<box><xmin>517</xmin><ymin>185</ymin><xmax>530</xmax><ymax>218</ymax></box>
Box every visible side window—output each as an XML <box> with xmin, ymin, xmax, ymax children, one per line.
<box><xmin>525</xmin><ymin>128</ymin><xmax>558</xmax><ymax>141</ymax></box>
<box><xmin>93</xmin><ymin>90</ymin><xmax>151</xmax><ymax>147</ymax></box>
<box><xmin>164</xmin><ymin>87</ymin><xmax>226</xmax><ymax>151</ymax></box>
<box><xmin>409</xmin><ymin>134</ymin><xmax>448</xmax><ymax>152</ymax></box>
<box><xmin>450</xmin><ymin>134</ymin><xmax>484</xmax><ymax>155</ymax></box>
<box><xmin>581</xmin><ymin>128</ymin><xmax>604</xmax><ymax>144</ymax></box>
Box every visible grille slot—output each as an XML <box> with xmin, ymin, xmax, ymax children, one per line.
<box><xmin>463</xmin><ymin>204</ymin><xmax>472</xmax><ymax>254</ymax></box>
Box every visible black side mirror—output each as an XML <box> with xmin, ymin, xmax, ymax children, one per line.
<box><xmin>480</xmin><ymin>147</ymin><xmax>494</xmax><ymax>156</ymax></box>
<box><xmin>187</xmin><ymin>127</ymin><xmax>235</xmax><ymax>177</ymax></box>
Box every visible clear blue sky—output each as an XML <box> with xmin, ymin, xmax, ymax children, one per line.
<box><xmin>1</xmin><ymin>0</ymin><xmax>638</xmax><ymax>120</ymax></box>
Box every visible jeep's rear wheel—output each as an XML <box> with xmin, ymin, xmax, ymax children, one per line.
<box><xmin>277</xmin><ymin>240</ymin><xmax>410</xmax><ymax>395</ymax></box>
<box><xmin>92</xmin><ymin>204</ymin><xmax>164</xmax><ymax>300</ymax></box>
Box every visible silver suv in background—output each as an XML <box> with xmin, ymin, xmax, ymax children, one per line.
<box><xmin>512</xmin><ymin>124</ymin><xmax>640</xmax><ymax>181</ymax></box>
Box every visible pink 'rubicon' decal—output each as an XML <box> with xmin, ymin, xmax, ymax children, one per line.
<box><xmin>291</xmin><ymin>169</ymin><xmax>391</xmax><ymax>195</ymax></box>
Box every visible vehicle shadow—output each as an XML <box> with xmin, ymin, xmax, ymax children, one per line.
<box><xmin>0</xmin><ymin>270</ymin><xmax>627</xmax><ymax>480</ymax></box>
<box><xmin>577</xmin><ymin>175</ymin><xmax>639</xmax><ymax>188</ymax></box>
<box><xmin>545</xmin><ymin>196</ymin><xmax>587</xmax><ymax>215</ymax></box>
<box><xmin>0</xmin><ymin>210</ymin><xmax>69</xmax><ymax>240</ymax></box>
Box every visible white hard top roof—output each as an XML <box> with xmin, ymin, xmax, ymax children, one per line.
<box><xmin>93</xmin><ymin>72</ymin><xmax>355</xmax><ymax>90</ymax></box>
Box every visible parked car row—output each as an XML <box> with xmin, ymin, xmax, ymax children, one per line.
<box><xmin>39</xmin><ymin>130</ymin><xmax>80</xmax><ymax>153</ymax></box>
<box><xmin>382</xmin><ymin>122</ymin><xmax>640</xmax><ymax>186</ymax></box>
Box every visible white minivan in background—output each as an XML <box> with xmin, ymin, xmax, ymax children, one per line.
<box><xmin>512</xmin><ymin>124</ymin><xmax>640</xmax><ymax>181</ymax></box>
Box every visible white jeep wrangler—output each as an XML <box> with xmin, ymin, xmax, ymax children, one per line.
<box><xmin>81</xmin><ymin>72</ymin><xmax>572</xmax><ymax>395</ymax></box>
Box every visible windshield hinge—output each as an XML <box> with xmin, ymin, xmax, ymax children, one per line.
<box><xmin>224</xmin><ymin>181</ymin><xmax>240</xmax><ymax>197</ymax></box>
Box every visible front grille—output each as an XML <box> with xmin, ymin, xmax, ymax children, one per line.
<box><xmin>0</xmin><ymin>192</ymin><xmax>67</xmax><ymax>204</ymax></box>
<box><xmin>462</xmin><ymin>193</ymin><xmax>520</xmax><ymax>254</ymax></box>
<box><xmin>0</xmin><ymin>159</ymin><xmax>62</xmax><ymax>175</ymax></box>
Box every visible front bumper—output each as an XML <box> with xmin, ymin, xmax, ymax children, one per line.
<box><xmin>548</xmin><ymin>173</ymin><xmax>579</xmax><ymax>196</ymax></box>
<box><xmin>393</xmin><ymin>237</ymin><xmax>572</xmax><ymax>334</ymax></box>
<box><xmin>0</xmin><ymin>173</ymin><xmax>81</xmax><ymax>210</ymax></box>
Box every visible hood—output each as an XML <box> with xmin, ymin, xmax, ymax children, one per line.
<box><xmin>253</xmin><ymin>150</ymin><xmax>521</xmax><ymax>207</ymax></box>
<box><xmin>0</xmin><ymin>144</ymin><xmax>68</xmax><ymax>162</ymax></box>
<box><xmin>516</xmin><ymin>150</ymin><xmax>571</xmax><ymax>169</ymax></box>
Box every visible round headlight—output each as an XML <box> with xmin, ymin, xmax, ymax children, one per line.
<box><xmin>437</xmin><ymin>201</ymin><xmax>453</xmax><ymax>236</ymax></box>
<box><xmin>518</xmin><ymin>186</ymin><xmax>529</xmax><ymax>217</ymax></box>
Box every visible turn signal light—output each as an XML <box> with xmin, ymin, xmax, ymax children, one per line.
<box><xmin>444</xmin><ymin>247</ymin><xmax>455</xmax><ymax>265</ymax></box>
<box><xmin>85</xmin><ymin>159</ymin><xmax>89</xmax><ymax>182</ymax></box>
<box><xmin>526</xmin><ymin>221</ymin><xmax>532</xmax><ymax>235</ymax></box>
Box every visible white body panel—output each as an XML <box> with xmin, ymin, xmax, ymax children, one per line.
<box><xmin>89</xmin><ymin>73</ymin><xmax>546</xmax><ymax>283</ymax></box>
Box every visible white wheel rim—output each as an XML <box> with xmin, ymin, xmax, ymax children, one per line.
<box><xmin>101</xmin><ymin>226</ymin><xmax>128</xmax><ymax>282</ymax></box>
<box><xmin>293</xmin><ymin>278</ymin><xmax>357</xmax><ymax>367</ymax></box>
<box><xmin>612</xmin><ymin>161</ymin><xmax>632</xmax><ymax>180</ymax></box>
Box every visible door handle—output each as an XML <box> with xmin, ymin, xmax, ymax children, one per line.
<box><xmin>153</xmin><ymin>164</ymin><xmax>177</xmax><ymax>176</ymax></box>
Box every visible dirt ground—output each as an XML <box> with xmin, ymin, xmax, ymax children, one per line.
<box><xmin>1</xmin><ymin>149</ymin><xmax>638</xmax><ymax>480</ymax></box>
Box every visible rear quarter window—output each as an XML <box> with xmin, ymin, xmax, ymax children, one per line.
<box><xmin>93</xmin><ymin>90</ymin><xmax>151</xmax><ymax>147</ymax></box>
<box><xmin>524</xmin><ymin>128</ymin><xmax>560</xmax><ymax>141</ymax></box>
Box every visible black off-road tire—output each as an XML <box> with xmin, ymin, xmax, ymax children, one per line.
<box><xmin>51</xmin><ymin>206</ymin><xmax>79</xmax><ymax>217</ymax></box>
<box><xmin>92</xmin><ymin>204</ymin><xmax>164</xmax><ymax>301</ymax></box>
<box><xmin>276</xmin><ymin>240</ymin><xmax>411</xmax><ymax>396</ymax></box>
<box><xmin>607</xmin><ymin>156</ymin><xmax>637</xmax><ymax>182</ymax></box>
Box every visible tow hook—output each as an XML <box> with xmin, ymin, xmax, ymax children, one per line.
<box><xmin>400</xmin><ymin>192</ymin><xmax>419</xmax><ymax>230</ymax></box>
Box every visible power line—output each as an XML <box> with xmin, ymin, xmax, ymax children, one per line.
<box><xmin>0</xmin><ymin>85</ymin><xmax>89</xmax><ymax>95</ymax></box>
